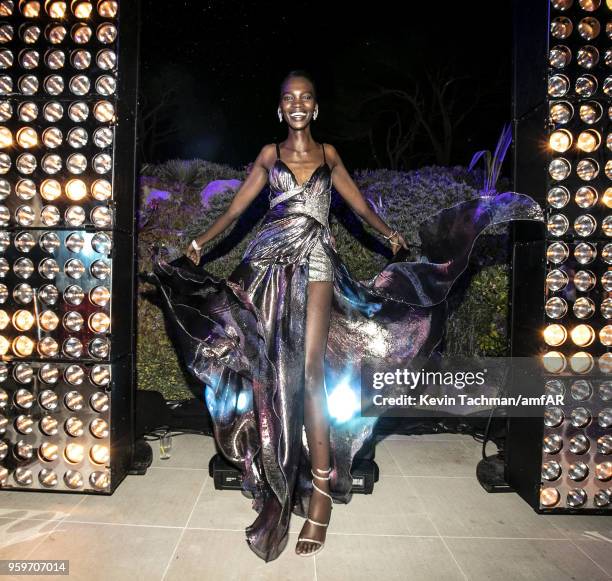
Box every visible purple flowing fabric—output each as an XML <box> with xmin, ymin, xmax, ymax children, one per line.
<box><xmin>147</xmin><ymin>160</ymin><xmax>544</xmax><ymax>561</ymax></box>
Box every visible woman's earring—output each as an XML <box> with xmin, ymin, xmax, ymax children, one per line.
<box><xmin>278</xmin><ymin>107</ymin><xmax>283</xmax><ymax>123</ymax></box>
<box><xmin>313</xmin><ymin>107</ymin><xmax>319</xmax><ymax>120</ymax></box>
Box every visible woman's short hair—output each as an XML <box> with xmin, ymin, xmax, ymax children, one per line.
<box><xmin>279</xmin><ymin>69</ymin><xmax>317</xmax><ymax>100</ymax></box>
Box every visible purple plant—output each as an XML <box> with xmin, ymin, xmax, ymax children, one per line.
<box><xmin>365</xmin><ymin>191</ymin><xmax>385</xmax><ymax>218</ymax></box>
<box><xmin>200</xmin><ymin>179</ymin><xmax>242</xmax><ymax>207</ymax></box>
<box><xmin>145</xmin><ymin>188</ymin><xmax>172</xmax><ymax>207</ymax></box>
<box><xmin>468</xmin><ymin>123</ymin><xmax>512</xmax><ymax>196</ymax></box>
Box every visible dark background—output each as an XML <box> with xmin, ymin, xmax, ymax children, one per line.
<box><xmin>139</xmin><ymin>1</ymin><xmax>511</xmax><ymax>171</ymax></box>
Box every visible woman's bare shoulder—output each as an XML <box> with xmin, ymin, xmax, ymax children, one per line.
<box><xmin>323</xmin><ymin>143</ymin><xmax>341</xmax><ymax>170</ymax></box>
<box><xmin>256</xmin><ymin>143</ymin><xmax>277</xmax><ymax>169</ymax></box>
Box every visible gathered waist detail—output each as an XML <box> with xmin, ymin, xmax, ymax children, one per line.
<box><xmin>268</xmin><ymin>186</ymin><xmax>331</xmax><ymax>228</ymax></box>
<box><xmin>269</xmin><ymin>185</ymin><xmax>304</xmax><ymax>208</ymax></box>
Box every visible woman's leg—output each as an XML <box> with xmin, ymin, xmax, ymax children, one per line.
<box><xmin>295</xmin><ymin>279</ymin><xmax>334</xmax><ymax>556</ymax></box>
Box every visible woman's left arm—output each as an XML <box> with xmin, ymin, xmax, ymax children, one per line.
<box><xmin>327</xmin><ymin>144</ymin><xmax>408</xmax><ymax>254</ymax></box>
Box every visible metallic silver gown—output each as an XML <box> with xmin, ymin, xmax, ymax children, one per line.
<box><xmin>148</xmin><ymin>156</ymin><xmax>544</xmax><ymax>562</ymax></box>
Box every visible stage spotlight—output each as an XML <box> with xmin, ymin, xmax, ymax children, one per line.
<box><xmin>327</xmin><ymin>376</ymin><xmax>360</xmax><ymax>423</ymax></box>
<box><xmin>0</xmin><ymin>0</ymin><xmax>139</xmax><ymax>494</ymax></box>
<box><xmin>508</xmin><ymin>0</ymin><xmax>612</xmax><ymax>514</ymax></box>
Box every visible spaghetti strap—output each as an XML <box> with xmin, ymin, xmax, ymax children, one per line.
<box><xmin>275</xmin><ymin>143</ymin><xmax>280</xmax><ymax>160</ymax></box>
<box><xmin>321</xmin><ymin>142</ymin><xmax>326</xmax><ymax>164</ymax></box>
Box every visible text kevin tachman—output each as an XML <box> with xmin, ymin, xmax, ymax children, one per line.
<box><xmin>371</xmin><ymin>394</ymin><xmax>564</xmax><ymax>407</ymax></box>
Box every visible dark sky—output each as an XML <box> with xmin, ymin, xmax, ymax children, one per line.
<box><xmin>139</xmin><ymin>1</ymin><xmax>512</xmax><ymax>170</ymax></box>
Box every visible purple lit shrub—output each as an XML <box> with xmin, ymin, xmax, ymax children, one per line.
<box><xmin>200</xmin><ymin>179</ymin><xmax>242</xmax><ymax>207</ymax></box>
<box><xmin>138</xmin><ymin>159</ymin><xmax>511</xmax><ymax>398</ymax></box>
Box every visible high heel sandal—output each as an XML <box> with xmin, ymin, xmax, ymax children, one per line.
<box><xmin>297</xmin><ymin>466</ymin><xmax>333</xmax><ymax>557</ymax></box>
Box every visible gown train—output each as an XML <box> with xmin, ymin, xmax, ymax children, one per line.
<box><xmin>146</xmin><ymin>146</ymin><xmax>544</xmax><ymax>561</ymax></box>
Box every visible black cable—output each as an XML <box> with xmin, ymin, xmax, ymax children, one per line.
<box><xmin>480</xmin><ymin>405</ymin><xmax>505</xmax><ymax>461</ymax></box>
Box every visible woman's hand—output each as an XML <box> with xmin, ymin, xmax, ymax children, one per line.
<box><xmin>389</xmin><ymin>231</ymin><xmax>408</xmax><ymax>256</ymax></box>
<box><xmin>330</xmin><ymin>233</ymin><xmax>337</xmax><ymax>250</ymax></box>
<box><xmin>185</xmin><ymin>240</ymin><xmax>203</xmax><ymax>265</ymax></box>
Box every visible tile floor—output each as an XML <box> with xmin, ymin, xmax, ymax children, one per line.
<box><xmin>0</xmin><ymin>433</ymin><xmax>611</xmax><ymax>581</ymax></box>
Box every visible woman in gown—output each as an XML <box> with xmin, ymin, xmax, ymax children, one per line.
<box><xmin>147</xmin><ymin>70</ymin><xmax>545</xmax><ymax>562</ymax></box>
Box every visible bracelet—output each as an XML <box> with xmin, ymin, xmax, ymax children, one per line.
<box><xmin>191</xmin><ymin>239</ymin><xmax>203</xmax><ymax>251</ymax></box>
<box><xmin>382</xmin><ymin>229</ymin><xmax>398</xmax><ymax>241</ymax></box>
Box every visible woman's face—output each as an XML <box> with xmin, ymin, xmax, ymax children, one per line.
<box><xmin>279</xmin><ymin>76</ymin><xmax>317</xmax><ymax>129</ymax></box>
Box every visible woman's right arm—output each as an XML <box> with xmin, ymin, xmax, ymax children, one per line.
<box><xmin>185</xmin><ymin>144</ymin><xmax>274</xmax><ymax>264</ymax></box>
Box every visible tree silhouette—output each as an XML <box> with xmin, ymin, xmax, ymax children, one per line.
<box><xmin>327</xmin><ymin>64</ymin><xmax>484</xmax><ymax>169</ymax></box>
